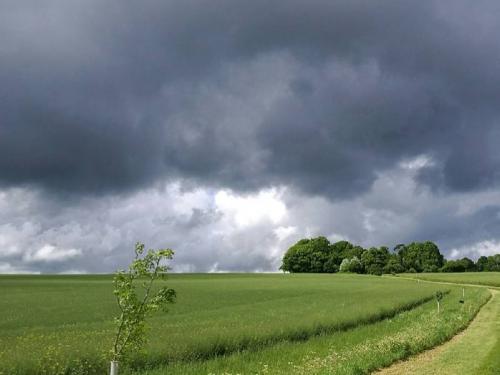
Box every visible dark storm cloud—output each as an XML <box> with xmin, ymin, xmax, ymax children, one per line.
<box><xmin>5</xmin><ymin>0</ymin><xmax>500</xmax><ymax>274</ymax></box>
<box><xmin>414</xmin><ymin>205</ymin><xmax>500</xmax><ymax>250</ymax></box>
<box><xmin>2</xmin><ymin>0</ymin><xmax>500</xmax><ymax>197</ymax></box>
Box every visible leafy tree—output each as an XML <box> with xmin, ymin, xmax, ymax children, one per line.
<box><xmin>476</xmin><ymin>256</ymin><xmax>489</xmax><ymax>271</ymax></box>
<box><xmin>397</xmin><ymin>241</ymin><xmax>443</xmax><ymax>273</ymax></box>
<box><xmin>485</xmin><ymin>254</ymin><xmax>500</xmax><ymax>271</ymax></box>
<box><xmin>339</xmin><ymin>258</ymin><xmax>350</xmax><ymax>273</ymax></box>
<box><xmin>328</xmin><ymin>240</ymin><xmax>363</xmax><ymax>271</ymax></box>
<box><xmin>384</xmin><ymin>254</ymin><xmax>404</xmax><ymax>274</ymax></box>
<box><xmin>393</xmin><ymin>244</ymin><xmax>406</xmax><ymax>253</ymax></box>
<box><xmin>339</xmin><ymin>256</ymin><xmax>363</xmax><ymax>273</ymax></box>
<box><xmin>441</xmin><ymin>260</ymin><xmax>461</xmax><ymax>272</ymax></box>
<box><xmin>280</xmin><ymin>239</ymin><xmax>307</xmax><ymax>273</ymax></box>
<box><xmin>111</xmin><ymin>243</ymin><xmax>176</xmax><ymax>368</ymax></box>
<box><xmin>462</xmin><ymin>257</ymin><xmax>476</xmax><ymax>271</ymax></box>
<box><xmin>340</xmin><ymin>243</ymin><xmax>365</xmax><ymax>260</ymax></box>
<box><xmin>280</xmin><ymin>237</ymin><xmax>332</xmax><ymax>273</ymax></box>
<box><xmin>329</xmin><ymin>241</ymin><xmax>352</xmax><ymax>266</ymax></box>
<box><xmin>441</xmin><ymin>257</ymin><xmax>476</xmax><ymax>272</ymax></box>
<box><xmin>361</xmin><ymin>247</ymin><xmax>389</xmax><ymax>275</ymax></box>
<box><xmin>349</xmin><ymin>256</ymin><xmax>363</xmax><ymax>274</ymax></box>
<box><xmin>323</xmin><ymin>258</ymin><xmax>339</xmax><ymax>273</ymax></box>
<box><xmin>473</xmin><ymin>254</ymin><xmax>500</xmax><ymax>271</ymax></box>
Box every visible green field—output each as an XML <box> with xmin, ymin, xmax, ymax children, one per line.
<box><xmin>138</xmin><ymin>286</ymin><xmax>489</xmax><ymax>375</ymax></box>
<box><xmin>0</xmin><ymin>273</ymin><xmax>494</xmax><ymax>374</ymax></box>
<box><xmin>402</xmin><ymin>272</ymin><xmax>500</xmax><ymax>288</ymax></box>
<box><xmin>0</xmin><ymin>274</ymin><xmax>446</xmax><ymax>374</ymax></box>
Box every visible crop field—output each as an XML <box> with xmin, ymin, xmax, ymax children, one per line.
<box><xmin>402</xmin><ymin>272</ymin><xmax>500</xmax><ymax>288</ymax></box>
<box><xmin>140</xmin><ymin>286</ymin><xmax>490</xmax><ymax>375</ymax></box>
<box><xmin>0</xmin><ymin>273</ymin><xmax>455</xmax><ymax>375</ymax></box>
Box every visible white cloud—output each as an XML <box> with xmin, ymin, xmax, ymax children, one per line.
<box><xmin>399</xmin><ymin>154</ymin><xmax>435</xmax><ymax>170</ymax></box>
<box><xmin>274</xmin><ymin>226</ymin><xmax>297</xmax><ymax>242</ymax></box>
<box><xmin>449</xmin><ymin>240</ymin><xmax>500</xmax><ymax>259</ymax></box>
<box><xmin>0</xmin><ymin>222</ymin><xmax>41</xmax><ymax>258</ymax></box>
<box><xmin>24</xmin><ymin>244</ymin><xmax>81</xmax><ymax>263</ymax></box>
<box><xmin>0</xmin><ymin>184</ymin><xmax>293</xmax><ymax>273</ymax></box>
<box><xmin>327</xmin><ymin>233</ymin><xmax>350</xmax><ymax>243</ymax></box>
<box><xmin>215</xmin><ymin>188</ymin><xmax>287</xmax><ymax>227</ymax></box>
<box><xmin>58</xmin><ymin>269</ymin><xmax>87</xmax><ymax>274</ymax></box>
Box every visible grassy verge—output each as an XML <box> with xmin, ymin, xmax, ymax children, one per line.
<box><xmin>375</xmin><ymin>290</ymin><xmax>500</xmax><ymax>375</ymax></box>
<box><xmin>132</xmin><ymin>286</ymin><xmax>490</xmax><ymax>375</ymax></box>
<box><xmin>378</xmin><ymin>273</ymin><xmax>500</xmax><ymax>374</ymax></box>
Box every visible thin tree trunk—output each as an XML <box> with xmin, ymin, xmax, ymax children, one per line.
<box><xmin>113</xmin><ymin>312</ymin><xmax>125</xmax><ymax>359</ymax></box>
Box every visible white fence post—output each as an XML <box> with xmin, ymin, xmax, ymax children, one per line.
<box><xmin>110</xmin><ymin>361</ymin><xmax>119</xmax><ymax>375</ymax></box>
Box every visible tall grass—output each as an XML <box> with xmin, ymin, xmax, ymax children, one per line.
<box><xmin>0</xmin><ymin>274</ymin><xmax>444</xmax><ymax>374</ymax></box>
<box><xmin>138</xmin><ymin>286</ymin><xmax>490</xmax><ymax>375</ymax></box>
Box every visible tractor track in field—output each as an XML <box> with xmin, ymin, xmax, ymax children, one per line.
<box><xmin>374</xmin><ymin>279</ymin><xmax>500</xmax><ymax>375</ymax></box>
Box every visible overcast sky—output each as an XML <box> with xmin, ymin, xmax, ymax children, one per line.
<box><xmin>2</xmin><ymin>1</ymin><xmax>500</xmax><ymax>273</ymax></box>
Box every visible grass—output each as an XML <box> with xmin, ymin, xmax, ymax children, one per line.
<box><xmin>402</xmin><ymin>272</ymin><xmax>500</xmax><ymax>288</ymax></box>
<box><xmin>476</xmin><ymin>321</ymin><xmax>500</xmax><ymax>375</ymax></box>
<box><xmin>375</xmin><ymin>290</ymin><xmax>500</xmax><ymax>375</ymax></box>
<box><xmin>0</xmin><ymin>273</ymin><xmax>445</xmax><ymax>375</ymax></box>
<box><xmin>376</xmin><ymin>273</ymin><xmax>500</xmax><ymax>375</ymax></box>
<box><xmin>132</xmin><ymin>285</ymin><xmax>490</xmax><ymax>375</ymax></box>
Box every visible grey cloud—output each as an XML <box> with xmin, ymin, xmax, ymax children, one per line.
<box><xmin>3</xmin><ymin>1</ymin><xmax>500</xmax><ymax>272</ymax></box>
<box><xmin>0</xmin><ymin>185</ymin><xmax>287</xmax><ymax>273</ymax></box>
<box><xmin>2</xmin><ymin>1</ymin><xmax>500</xmax><ymax>197</ymax></box>
<box><xmin>280</xmin><ymin>165</ymin><xmax>500</xmax><ymax>262</ymax></box>
<box><xmin>2</xmin><ymin>162</ymin><xmax>500</xmax><ymax>274</ymax></box>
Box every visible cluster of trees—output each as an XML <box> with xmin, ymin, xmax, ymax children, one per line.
<box><xmin>442</xmin><ymin>254</ymin><xmax>500</xmax><ymax>272</ymax></box>
<box><xmin>280</xmin><ymin>237</ymin><xmax>499</xmax><ymax>275</ymax></box>
<box><xmin>477</xmin><ymin>255</ymin><xmax>500</xmax><ymax>271</ymax></box>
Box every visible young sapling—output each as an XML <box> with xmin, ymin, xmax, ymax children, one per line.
<box><xmin>110</xmin><ymin>242</ymin><xmax>176</xmax><ymax>375</ymax></box>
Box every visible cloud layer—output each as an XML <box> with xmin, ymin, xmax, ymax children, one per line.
<box><xmin>2</xmin><ymin>1</ymin><xmax>500</xmax><ymax>272</ymax></box>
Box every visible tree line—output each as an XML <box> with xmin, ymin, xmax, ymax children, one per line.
<box><xmin>280</xmin><ymin>237</ymin><xmax>500</xmax><ymax>275</ymax></box>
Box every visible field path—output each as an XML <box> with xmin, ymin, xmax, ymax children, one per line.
<box><xmin>374</xmin><ymin>288</ymin><xmax>500</xmax><ymax>375</ymax></box>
